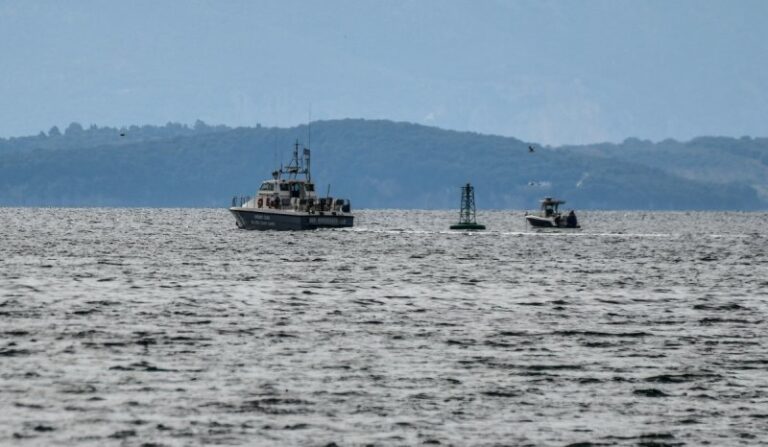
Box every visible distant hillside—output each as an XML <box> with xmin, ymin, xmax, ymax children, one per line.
<box><xmin>563</xmin><ymin>136</ymin><xmax>768</xmax><ymax>203</ymax></box>
<box><xmin>0</xmin><ymin>119</ymin><xmax>766</xmax><ymax>210</ymax></box>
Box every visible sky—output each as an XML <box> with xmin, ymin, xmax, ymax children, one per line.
<box><xmin>1</xmin><ymin>0</ymin><xmax>767</xmax><ymax>145</ymax></box>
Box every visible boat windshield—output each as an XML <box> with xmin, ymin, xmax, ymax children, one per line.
<box><xmin>259</xmin><ymin>182</ymin><xmax>275</xmax><ymax>191</ymax></box>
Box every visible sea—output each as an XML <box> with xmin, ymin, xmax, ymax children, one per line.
<box><xmin>1</xmin><ymin>208</ymin><xmax>767</xmax><ymax>446</ymax></box>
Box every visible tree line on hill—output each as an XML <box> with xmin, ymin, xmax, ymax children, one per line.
<box><xmin>0</xmin><ymin>119</ymin><xmax>766</xmax><ymax>210</ymax></box>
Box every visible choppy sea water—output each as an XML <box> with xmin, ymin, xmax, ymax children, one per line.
<box><xmin>1</xmin><ymin>208</ymin><xmax>767</xmax><ymax>446</ymax></box>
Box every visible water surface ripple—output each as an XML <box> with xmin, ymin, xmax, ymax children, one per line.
<box><xmin>1</xmin><ymin>209</ymin><xmax>767</xmax><ymax>446</ymax></box>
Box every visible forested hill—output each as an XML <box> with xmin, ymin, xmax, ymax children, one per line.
<box><xmin>0</xmin><ymin>119</ymin><xmax>766</xmax><ymax>210</ymax></box>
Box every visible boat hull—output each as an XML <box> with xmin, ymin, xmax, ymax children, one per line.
<box><xmin>525</xmin><ymin>215</ymin><xmax>580</xmax><ymax>229</ymax></box>
<box><xmin>229</xmin><ymin>208</ymin><xmax>354</xmax><ymax>231</ymax></box>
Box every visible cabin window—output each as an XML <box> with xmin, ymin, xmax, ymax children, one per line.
<box><xmin>279</xmin><ymin>183</ymin><xmax>289</xmax><ymax>192</ymax></box>
<box><xmin>305</xmin><ymin>183</ymin><xmax>315</xmax><ymax>192</ymax></box>
<box><xmin>259</xmin><ymin>182</ymin><xmax>274</xmax><ymax>191</ymax></box>
<box><xmin>289</xmin><ymin>182</ymin><xmax>301</xmax><ymax>198</ymax></box>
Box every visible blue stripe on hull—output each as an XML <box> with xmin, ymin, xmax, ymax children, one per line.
<box><xmin>229</xmin><ymin>209</ymin><xmax>354</xmax><ymax>231</ymax></box>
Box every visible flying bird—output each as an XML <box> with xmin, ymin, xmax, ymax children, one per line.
<box><xmin>528</xmin><ymin>145</ymin><xmax>535</xmax><ymax>153</ymax></box>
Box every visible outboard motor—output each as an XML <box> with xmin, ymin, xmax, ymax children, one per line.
<box><xmin>341</xmin><ymin>200</ymin><xmax>351</xmax><ymax>213</ymax></box>
<box><xmin>566</xmin><ymin>210</ymin><xmax>578</xmax><ymax>228</ymax></box>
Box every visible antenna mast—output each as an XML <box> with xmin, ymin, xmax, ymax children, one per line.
<box><xmin>307</xmin><ymin>105</ymin><xmax>312</xmax><ymax>151</ymax></box>
<box><xmin>305</xmin><ymin>105</ymin><xmax>312</xmax><ymax>182</ymax></box>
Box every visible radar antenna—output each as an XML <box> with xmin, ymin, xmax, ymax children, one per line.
<box><xmin>281</xmin><ymin>139</ymin><xmax>311</xmax><ymax>181</ymax></box>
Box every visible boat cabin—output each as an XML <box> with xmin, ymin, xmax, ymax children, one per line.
<box><xmin>234</xmin><ymin>139</ymin><xmax>351</xmax><ymax>214</ymax></box>
<box><xmin>540</xmin><ymin>197</ymin><xmax>565</xmax><ymax>217</ymax></box>
<box><xmin>253</xmin><ymin>178</ymin><xmax>317</xmax><ymax>209</ymax></box>
<box><xmin>258</xmin><ymin>179</ymin><xmax>315</xmax><ymax>197</ymax></box>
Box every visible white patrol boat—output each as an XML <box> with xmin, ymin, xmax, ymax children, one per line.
<box><xmin>229</xmin><ymin>141</ymin><xmax>353</xmax><ymax>230</ymax></box>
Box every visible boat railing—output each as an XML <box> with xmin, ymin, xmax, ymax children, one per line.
<box><xmin>231</xmin><ymin>194</ymin><xmax>351</xmax><ymax>213</ymax></box>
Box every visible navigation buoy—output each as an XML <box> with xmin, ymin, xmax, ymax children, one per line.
<box><xmin>450</xmin><ymin>183</ymin><xmax>486</xmax><ymax>230</ymax></box>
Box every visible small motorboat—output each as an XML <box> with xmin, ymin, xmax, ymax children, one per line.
<box><xmin>525</xmin><ymin>197</ymin><xmax>580</xmax><ymax>228</ymax></box>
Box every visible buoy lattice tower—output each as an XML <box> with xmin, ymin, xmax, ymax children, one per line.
<box><xmin>450</xmin><ymin>183</ymin><xmax>486</xmax><ymax>230</ymax></box>
<box><xmin>459</xmin><ymin>183</ymin><xmax>478</xmax><ymax>224</ymax></box>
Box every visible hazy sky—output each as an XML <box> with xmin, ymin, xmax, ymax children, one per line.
<box><xmin>1</xmin><ymin>0</ymin><xmax>766</xmax><ymax>145</ymax></box>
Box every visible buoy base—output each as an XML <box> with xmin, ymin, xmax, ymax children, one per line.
<box><xmin>449</xmin><ymin>223</ymin><xmax>486</xmax><ymax>231</ymax></box>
